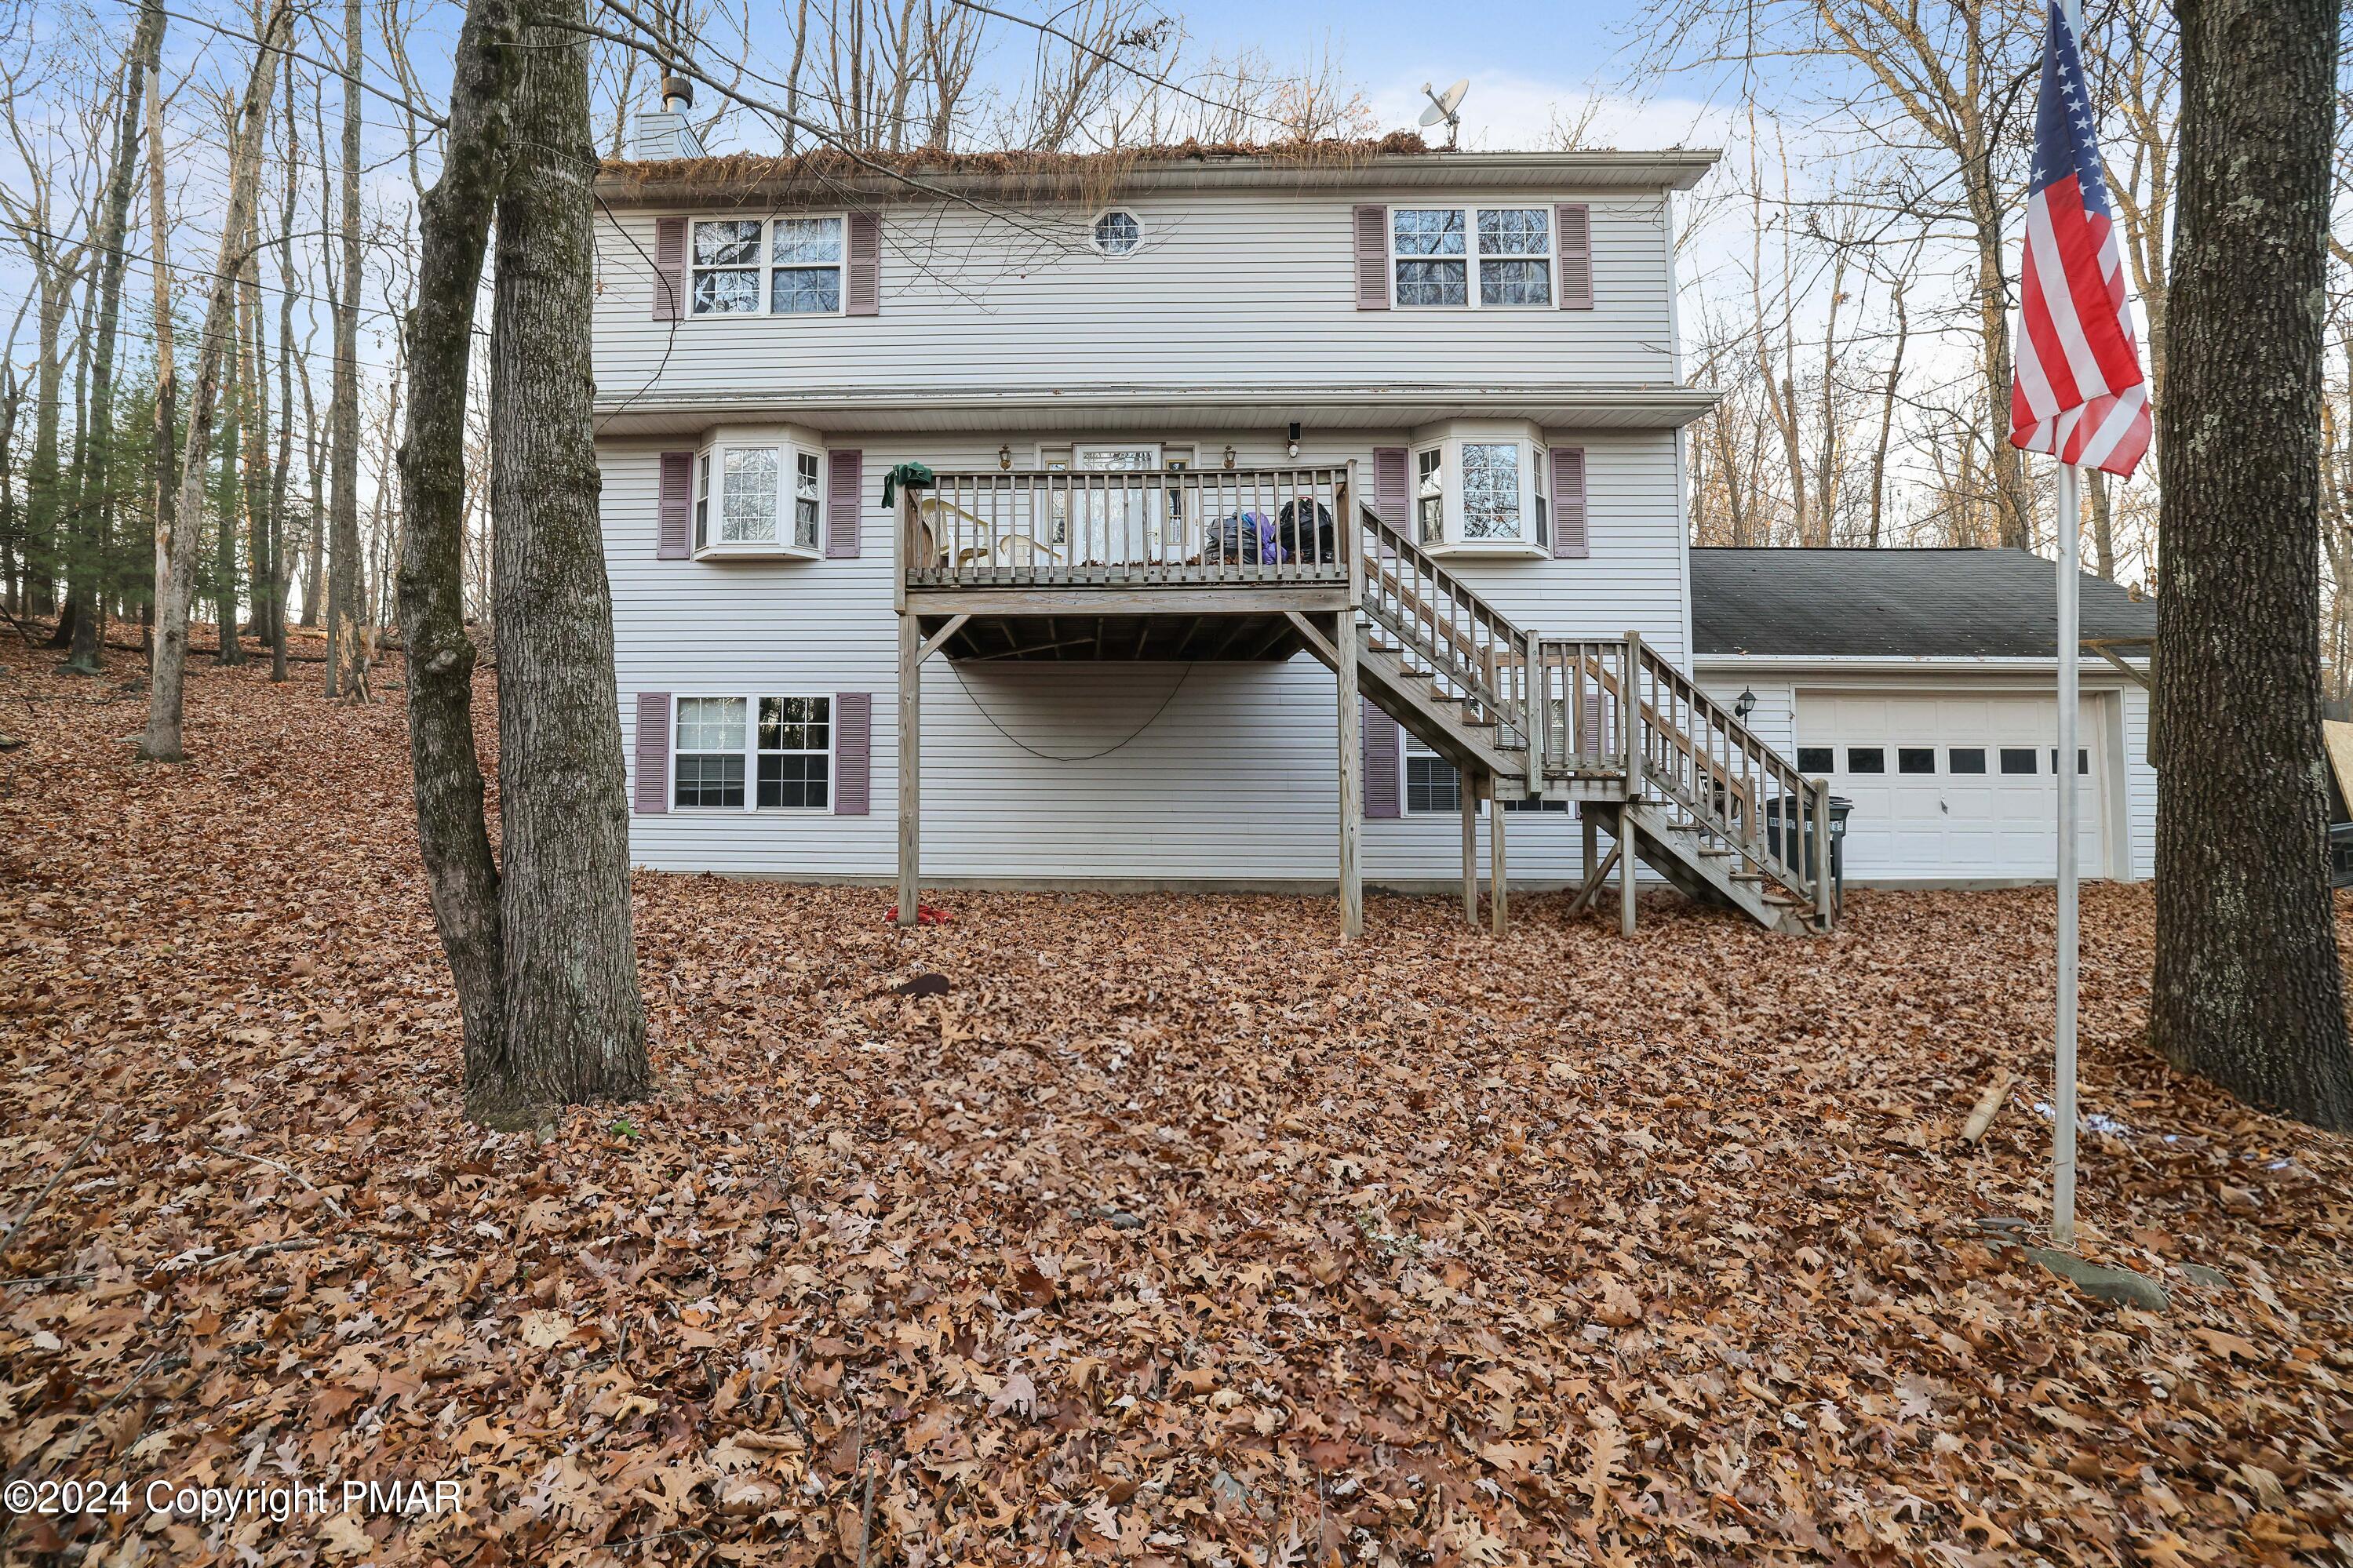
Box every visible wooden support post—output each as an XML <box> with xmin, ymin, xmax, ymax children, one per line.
<box><xmin>1618</xmin><ymin>802</ymin><xmax>1637</xmax><ymax>937</ymax></box>
<box><xmin>1489</xmin><ymin>774</ymin><xmax>1509</xmax><ymax>935</ymax></box>
<box><xmin>896</xmin><ymin>609</ymin><xmax>920</xmax><ymax>927</ymax></box>
<box><xmin>1582</xmin><ymin>806</ymin><xmax>1600</xmax><ymax>911</ymax></box>
<box><xmin>1461</xmin><ymin>769</ymin><xmax>1481</xmax><ymax>925</ymax></box>
<box><xmin>1335</xmin><ymin>609</ymin><xmax>1363</xmax><ymax>939</ymax></box>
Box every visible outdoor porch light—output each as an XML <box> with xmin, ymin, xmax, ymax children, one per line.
<box><xmin>1735</xmin><ymin>687</ymin><xmax>1757</xmax><ymax>721</ymax></box>
<box><xmin>1222</xmin><ymin>445</ymin><xmax>1236</xmax><ymax>469</ymax></box>
<box><xmin>1286</xmin><ymin>421</ymin><xmax>1302</xmax><ymax>459</ymax></box>
<box><xmin>998</xmin><ymin>443</ymin><xmax>1012</xmax><ymax>470</ymax></box>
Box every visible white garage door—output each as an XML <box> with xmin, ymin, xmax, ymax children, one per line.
<box><xmin>1795</xmin><ymin>691</ymin><xmax>2105</xmax><ymax>881</ymax></box>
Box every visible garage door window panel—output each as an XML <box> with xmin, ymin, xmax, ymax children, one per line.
<box><xmin>1847</xmin><ymin>748</ymin><xmax>1885</xmax><ymax>773</ymax></box>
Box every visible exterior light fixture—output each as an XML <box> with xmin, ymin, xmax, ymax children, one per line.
<box><xmin>997</xmin><ymin>443</ymin><xmax>1012</xmax><ymax>470</ymax></box>
<box><xmin>1286</xmin><ymin>421</ymin><xmax>1302</xmax><ymax>460</ymax></box>
<box><xmin>1734</xmin><ymin>687</ymin><xmax>1757</xmax><ymax>722</ymax></box>
<box><xmin>1222</xmin><ymin>445</ymin><xmax>1236</xmax><ymax>470</ymax></box>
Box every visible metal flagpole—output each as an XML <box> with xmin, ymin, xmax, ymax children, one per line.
<box><xmin>2053</xmin><ymin>462</ymin><xmax>2081</xmax><ymax>1247</ymax></box>
<box><xmin>2051</xmin><ymin>0</ymin><xmax>2085</xmax><ymax>1253</ymax></box>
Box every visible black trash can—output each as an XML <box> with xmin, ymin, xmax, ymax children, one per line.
<box><xmin>1764</xmin><ymin>795</ymin><xmax>1854</xmax><ymax>911</ymax></box>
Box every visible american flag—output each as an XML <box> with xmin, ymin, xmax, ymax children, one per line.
<box><xmin>2009</xmin><ymin>2</ymin><xmax>2150</xmax><ymax>478</ymax></box>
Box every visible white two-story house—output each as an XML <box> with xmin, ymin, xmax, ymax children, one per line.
<box><xmin>589</xmin><ymin>120</ymin><xmax>2158</xmax><ymax>935</ymax></box>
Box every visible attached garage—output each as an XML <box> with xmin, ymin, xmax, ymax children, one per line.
<box><xmin>1794</xmin><ymin>689</ymin><xmax>2112</xmax><ymax>882</ymax></box>
<box><xmin>1689</xmin><ymin>548</ymin><xmax>2158</xmax><ymax>887</ymax></box>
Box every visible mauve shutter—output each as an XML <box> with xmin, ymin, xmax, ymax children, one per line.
<box><xmin>1550</xmin><ymin>446</ymin><xmax>1589</xmax><ymax>558</ymax></box>
<box><xmin>657</xmin><ymin>450</ymin><xmax>692</xmax><ymax>559</ymax></box>
<box><xmin>1371</xmin><ymin>447</ymin><xmax>1408</xmax><ymax>528</ymax></box>
<box><xmin>826</xmin><ymin>449</ymin><xmax>862</xmax><ymax>558</ymax></box>
<box><xmin>1362</xmin><ymin>699</ymin><xmax>1401</xmax><ymax>819</ymax></box>
<box><xmin>1353</xmin><ymin>205</ymin><xmax>1389</xmax><ymax>311</ymax></box>
<box><xmin>654</xmin><ymin>217</ymin><xmax>686</xmax><ymax>321</ymax></box>
<box><xmin>833</xmin><ymin>692</ymin><xmax>871</xmax><ymax>814</ymax></box>
<box><xmin>633</xmin><ymin>692</ymin><xmax>671</xmax><ymax>813</ymax></box>
<box><xmin>846</xmin><ymin>213</ymin><xmax>880</xmax><ymax>315</ymax></box>
<box><xmin>1555</xmin><ymin>203</ymin><xmax>1592</xmax><ymax>310</ymax></box>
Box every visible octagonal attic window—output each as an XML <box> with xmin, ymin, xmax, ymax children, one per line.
<box><xmin>1092</xmin><ymin>209</ymin><xmax>1141</xmax><ymax>256</ymax></box>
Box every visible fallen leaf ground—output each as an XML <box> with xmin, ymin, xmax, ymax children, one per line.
<box><xmin>3</xmin><ymin>647</ymin><xmax>2351</xmax><ymax>1568</ymax></box>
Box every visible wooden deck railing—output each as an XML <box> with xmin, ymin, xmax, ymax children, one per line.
<box><xmin>901</xmin><ymin>466</ymin><xmax>1353</xmax><ymax>589</ymax></box>
<box><xmin>1532</xmin><ymin>630</ymin><xmax>1833</xmax><ymax>923</ymax></box>
<box><xmin>1357</xmin><ymin>505</ymin><xmax>1534</xmax><ymax>746</ymax></box>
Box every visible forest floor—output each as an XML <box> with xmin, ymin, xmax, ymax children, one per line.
<box><xmin>2</xmin><ymin>645</ymin><xmax>2351</xmax><ymax>1568</ymax></box>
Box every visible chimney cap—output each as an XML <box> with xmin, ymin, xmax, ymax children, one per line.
<box><xmin>659</xmin><ymin>74</ymin><xmax>694</xmax><ymax>111</ymax></box>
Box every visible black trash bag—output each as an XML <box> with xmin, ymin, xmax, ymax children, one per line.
<box><xmin>1204</xmin><ymin>511</ymin><xmax>1277</xmax><ymax>564</ymax></box>
<box><xmin>1277</xmin><ymin>497</ymin><xmax>1336</xmax><ymax>566</ymax></box>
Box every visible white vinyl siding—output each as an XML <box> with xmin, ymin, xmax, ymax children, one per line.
<box><xmin>596</xmin><ymin>190</ymin><xmax>1675</xmax><ymax>393</ymax></box>
<box><xmin>606</xmin><ymin>427</ymin><xmax>1685</xmax><ymax>882</ymax></box>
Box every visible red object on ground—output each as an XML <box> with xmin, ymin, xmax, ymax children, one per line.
<box><xmin>883</xmin><ymin>903</ymin><xmax>952</xmax><ymax>926</ymax></box>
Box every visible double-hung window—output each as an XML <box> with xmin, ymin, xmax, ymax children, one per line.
<box><xmin>1390</xmin><ymin>206</ymin><xmax>1554</xmax><ymax>308</ymax></box>
<box><xmin>691</xmin><ymin>215</ymin><xmax>846</xmax><ymax>316</ymax></box>
<box><xmin>673</xmin><ymin>695</ymin><xmax>832</xmax><ymax>811</ymax></box>
<box><xmin>1402</xmin><ymin>733</ymin><xmax>1569</xmax><ymax>814</ymax></box>
<box><xmin>693</xmin><ymin>439</ymin><xmax>825</xmax><ymax>558</ymax></box>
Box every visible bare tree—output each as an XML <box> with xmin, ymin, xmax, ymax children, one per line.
<box><xmin>402</xmin><ymin>0</ymin><xmax>649</xmax><ymax>1126</ymax></box>
<box><xmin>325</xmin><ymin>0</ymin><xmax>365</xmax><ymax>699</ymax></box>
<box><xmin>60</xmin><ymin>0</ymin><xmax>162</xmax><ymax>675</ymax></box>
<box><xmin>139</xmin><ymin>0</ymin><xmax>290</xmax><ymax>762</ymax></box>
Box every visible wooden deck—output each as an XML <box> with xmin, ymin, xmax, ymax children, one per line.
<box><xmin>891</xmin><ymin>466</ymin><xmax>1838</xmax><ymax>940</ymax></box>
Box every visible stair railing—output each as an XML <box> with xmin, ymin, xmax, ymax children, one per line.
<box><xmin>1530</xmin><ymin>631</ymin><xmax>1834</xmax><ymax>928</ymax></box>
<box><xmin>1356</xmin><ymin>504</ymin><xmax>1532</xmax><ymax>750</ymax></box>
<box><xmin>1626</xmin><ymin>634</ymin><xmax>1834</xmax><ymax>927</ymax></box>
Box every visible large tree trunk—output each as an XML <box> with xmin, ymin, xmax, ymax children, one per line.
<box><xmin>144</xmin><ymin>13</ymin><xmax>174</xmax><ymax>665</ymax></box>
<box><xmin>271</xmin><ymin>63</ymin><xmax>297</xmax><ymax>683</ymax></box>
<box><xmin>325</xmin><ymin>0</ymin><xmax>363</xmax><ymax>698</ymax></box>
<box><xmin>299</xmin><ymin>348</ymin><xmax>322</xmax><ymax>627</ymax></box>
<box><xmin>479</xmin><ymin>0</ymin><xmax>649</xmax><ymax>1123</ymax></box>
<box><xmin>2152</xmin><ymin>0</ymin><xmax>2352</xmax><ymax>1130</ymax></box>
<box><xmin>27</xmin><ymin>275</ymin><xmax>66</xmax><ymax>621</ymax></box>
<box><xmin>62</xmin><ymin>4</ymin><xmax>159</xmax><ymax>677</ymax></box>
<box><xmin>213</xmin><ymin>319</ymin><xmax>244</xmax><ymax>664</ymax></box>
<box><xmin>138</xmin><ymin>0</ymin><xmax>285</xmax><ymax>762</ymax></box>
<box><xmin>238</xmin><ymin>186</ymin><xmax>271</xmax><ymax>655</ymax></box>
<box><xmin>399</xmin><ymin>0</ymin><xmax>516</xmax><ymax>1117</ymax></box>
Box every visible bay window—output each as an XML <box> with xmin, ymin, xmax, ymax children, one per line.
<box><xmin>692</xmin><ymin>435</ymin><xmax>826</xmax><ymax>559</ymax></box>
<box><xmin>673</xmin><ymin>695</ymin><xmax>832</xmax><ymax>812</ymax></box>
<box><xmin>1407</xmin><ymin>422</ymin><xmax>1557</xmax><ymax>557</ymax></box>
<box><xmin>691</xmin><ymin>214</ymin><xmax>846</xmax><ymax>316</ymax></box>
<box><xmin>1390</xmin><ymin>206</ymin><xmax>1554</xmax><ymax>308</ymax></box>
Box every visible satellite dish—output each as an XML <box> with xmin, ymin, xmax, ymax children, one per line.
<box><xmin>1419</xmin><ymin>78</ymin><xmax>1469</xmax><ymax>149</ymax></box>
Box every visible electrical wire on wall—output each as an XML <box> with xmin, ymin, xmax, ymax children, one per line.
<box><xmin>945</xmin><ymin>661</ymin><xmax>1192</xmax><ymax>762</ymax></box>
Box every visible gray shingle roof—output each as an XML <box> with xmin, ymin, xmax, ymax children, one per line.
<box><xmin>1691</xmin><ymin>547</ymin><xmax>2157</xmax><ymax>659</ymax></box>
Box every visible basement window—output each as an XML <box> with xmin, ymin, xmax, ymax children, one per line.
<box><xmin>673</xmin><ymin>695</ymin><xmax>832</xmax><ymax>812</ymax></box>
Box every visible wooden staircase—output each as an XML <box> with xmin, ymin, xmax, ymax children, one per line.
<box><xmin>1295</xmin><ymin>504</ymin><xmax>1838</xmax><ymax>934</ymax></box>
